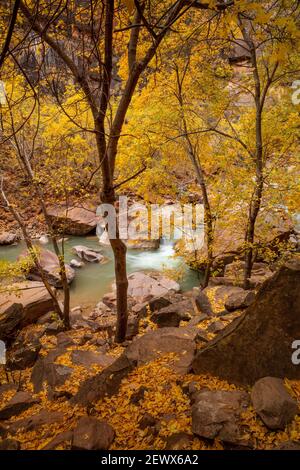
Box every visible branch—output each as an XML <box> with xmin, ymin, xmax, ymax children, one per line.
<box><xmin>0</xmin><ymin>0</ymin><xmax>21</xmax><ymax>69</ymax></box>
<box><xmin>113</xmin><ymin>165</ymin><xmax>146</xmax><ymax>189</ymax></box>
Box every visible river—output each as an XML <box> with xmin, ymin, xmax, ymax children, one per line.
<box><xmin>0</xmin><ymin>236</ymin><xmax>201</xmax><ymax>309</ymax></box>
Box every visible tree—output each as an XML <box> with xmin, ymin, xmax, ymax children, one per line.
<box><xmin>16</xmin><ymin>0</ymin><xmax>232</xmax><ymax>341</ymax></box>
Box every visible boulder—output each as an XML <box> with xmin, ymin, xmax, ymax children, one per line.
<box><xmin>192</xmin><ymin>390</ymin><xmax>250</xmax><ymax>445</ymax></box>
<box><xmin>0</xmin><ymin>303</ymin><xmax>23</xmax><ymax>342</ymax></box>
<box><xmin>202</xmin><ymin>285</ymin><xmax>246</xmax><ymax>315</ymax></box>
<box><xmin>31</xmin><ymin>352</ymin><xmax>73</xmax><ymax>393</ymax></box>
<box><xmin>47</xmin><ymin>205</ymin><xmax>99</xmax><ymax>236</ymax></box>
<box><xmin>71</xmin><ymin>350</ymin><xmax>114</xmax><ymax>369</ymax></box>
<box><xmin>6</xmin><ymin>333</ymin><xmax>41</xmax><ymax>370</ymax></box>
<box><xmin>151</xmin><ymin>303</ymin><xmax>191</xmax><ymax>328</ymax></box>
<box><xmin>0</xmin><ymin>232</ymin><xmax>18</xmax><ymax>245</ymax></box>
<box><xmin>0</xmin><ymin>439</ymin><xmax>20</xmax><ymax>450</ymax></box>
<box><xmin>195</xmin><ymin>291</ymin><xmax>214</xmax><ymax>316</ymax></box>
<box><xmin>0</xmin><ymin>282</ymin><xmax>54</xmax><ymax>331</ymax></box>
<box><xmin>42</xmin><ymin>430</ymin><xmax>73</xmax><ymax>450</ymax></box>
<box><xmin>0</xmin><ymin>391</ymin><xmax>40</xmax><ymax>420</ymax></box>
<box><xmin>72</xmin><ymin>327</ymin><xmax>197</xmax><ymax>405</ymax></box>
<box><xmin>165</xmin><ymin>432</ymin><xmax>193</xmax><ymax>450</ymax></box>
<box><xmin>72</xmin><ymin>245</ymin><xmax>105</xmax><ymax>263</ymax></box>
<box><xmin>71</xmin><ymin>354</ymin><xmax>135</xmax><ymax>405</ymax></box>
<box><xmin>274</xmin><ymin>440</ymin><xmax>300</xmax><ymax>450</ymax></box>
<box><xmin>223</xmin><ymin>261</ymin><xmax>273</xmax><ymax>287</ymax></box>
<box><xmin>19</xmin><ymin>249</ymin><xmax>75</xmax><ymax>288</ymax></box>
<box><xmin>125</xmin><ymin>315</ymin><xmax>140</xmax><ymax>339</ymax></box>
<box><xmin>7</xmin><ymin>409</ymin><xmax>64</xmax><ymax>434</ymax></box>
<box><xmin>225</xmin><ymin>290</ymin><xmax>255</xmax><ymax>312</ymax></box>
<box><xmin>119</xmin><ymin>272</ymin><xmax>180</xmax><ymax>302</ymax></box>
<box><xmin>251</xmin><ymin>377</ymin><xmax>298</xmax><ymax>429</ymax></box>
<box><xmin>131</xmin><ymin>295</ymin><xmax>172</xmax><ymax>317</ymax></box>
<box><xmin>191</xmin><ymin>258</ymin><xmax>300</xmax><ymax>385</ymax></box>
<box><xmin>71</xmin><ymin>417</ymin><xmax>115</xmax><ymax>450</ymax></box>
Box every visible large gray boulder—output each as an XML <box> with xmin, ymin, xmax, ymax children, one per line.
<box><xmin>191</xmin><ymin>258</ymin><xmax>300</xmax><ymax>385</ymax></box>
<box><xmin>47</xmin><ymin>205</ymin><xmax>99</xmax><ymax>235</ymax></box>
<box><xmin>118</xmin><ymin>272</ymin><xmax>180</xmax><ymax>302</ymax></box>
<box><xmin>0</xmin><ymin>232</ymin><xmax>18</xmax><ymax>245</ymax></box>
<box><xmin>72</xmin><ymin>245</ymin><xmax>106</xmax><ymax>263</ymax></box>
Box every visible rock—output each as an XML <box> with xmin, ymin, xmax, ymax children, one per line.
<box><xmin>126</xmin><ymin>315</ymin><xmax>140</xmax><ymax>339</ymax></box>
<box><xmin>191</xmin><ymin>258</ymin><xmax>300</xmax><ymax>385</ymax></box>
<box><xmin>195</xmin><ymin>291</ymin><xmax>214</xmax><ymax>316</ymax></box>
<box><xmin>0</xmin><ymin>383</ymin><xmax>17</xmax><ymax>400</ymax></box>
<box><xmin>188</xmin><ymin>314</ymin><xmax>209</xmax><ymax>326</ymax></box>
<box><xmin>71</xmin><ymin>417</ymin><xmax>115</xmax><ymax>450</ymax></box>
<box><xmin>72</xmin><ymin>245</ymin><xmax>106</xmax><ymax>263</ymax></box>
<box><xmin>125</xmin><ymin>326</ymin><xmax>197</xmax><ymax>374</ymax></box>
<box><xmin>192</xmin><ymin>390</ymin><xmax>250</xmax><ymax>445</ymax></box>
<box><xmin>7</xmin><ymin>409</ymin><xmax>64</xmax><ymax>434</ymax></box>
<box><xmin>0</xmin><ymin>391</ymin><xmax>40</xmax><ymax>420</ymax></box>
<box><xmin>47</xmin><ymin>205</ymin><xmax>99</xmax><ymax>236</ymax></box>
<box><xmin>42</xmin><ymin>430</ymin><xmax>73</xmax><ymax>450</ymax></box>
<box><xmin>31</xmin><ymin>354</ymin><xmax>73</xmax><ymax>393</ymax></box>
<box><xmin>71</xmin><ymin>350</ymin><xmax>114</xmax><ymax>369</ymax></box>
<box><xmin>165</xmin><ymin>432</ymin><xmax>193</xmax><ymax>450</ymax></box>
<box><xmin>0</xmin><ymin>303</ymin><xmax>23</xmax><ymax>342</ymax></box>
<box><xmin>0</xmin><ymin>439</ymin><xmax>20</xmax><ymax>450</ymax></box>
<box><xmin>72</xmin><ymin>327</ymin><xmax>197</xmax><ymax>406</ymax></box>
<box><xmin>132</xmin><ymin>296</ymin><xmax>172</xmax><ymax>317</ymax></box>
<box><xmin>44</xmin><ymin>321</ymin><xmax>64</xmax><ymax>335</ymax></box>
<box><xmin>203</xmin><ymin>285</ymin><xmax>249</xmax><ymax>315</ymax></box>
<box><xmin>19</xmin><ymin>249</ymin><xmax>75</xmax><ymax>288</ymax></box>
<box><xmin>6</xmin><ymin>335</ymin><xmax>41</xmax><ymax>370</ymax></box>
<box><xmin>70</xmin><ymin>259</ymin><xmax>84</xmax><ymax>268</ymax></box>
<box><xmin>274</xmin><ymin>440</ymin><xmax>300</xmax><ymax>450</ymax></box>
<box><xmin>72</xmin><ymin>354</ymin><xmax>135</xmax><ymax>405</ymax></box>
<box><xmin>139</xmin><ymin>413</ymin><xmax>158</xmax><ymax>430</ymax></box>
<box><xmin>119</xmin><ymin>272</ymin><xmax>180</xmax><ymax>302</ymax></box>
<box><xmin>225</xmin><ymin>290</ymin><xmax>256</xmax><ymax>311</ymax></box>
<box><xmin>0</xmin><ymin>282</ymin><xmax>54</xmax><ymax>332</ymax></box>
<box><xmin>251</xmin><ymin>377</ymin><xmax>298</xmax><ymax>430</ymax></box>
<box><xmin>0</xmin><ymin>232</ymin><xmax>18</xmax><ymax>245</ymax></box>
<box><xmin>223</xmin><ymin>261</ymin><xmax>273</xmax><ymax>287</ymax></box>
<box><xmin>207</xmin><ymin>320</ymin><xmax>225</xmax><ymax>334</ymax></box>
<box><xmin>56</xmin><ymin>332</ymin><xmax>74</xmax><ymax>348</ymax></box>
<box><xmin>130</xmin><ymin>386</ymin><xmax>148</xmax><ymax>404</ymax></box>
<box><xmin>36</xmin><ymin>312</ymin><xmax>55</xmax><ymax>325</ymax></box>
<box><xmin>126</xmin><ymin>239</ymin><xmax>160</xmax><ymax>250</ymax></box>
<box><xmin>38</xmin><ymin>235</ymin><xmax>49</xmax><ymax>245</ymax></box>
<box><xmin>151</xmin><ymin>304</ymin><xmax>190</xmax><ymax>328</ymax></box>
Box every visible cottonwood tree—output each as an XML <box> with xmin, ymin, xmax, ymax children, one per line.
<box><xmin>13</xmin><ymin>0</ymin><xmax>232</xmax><ymax>341</ymax></box>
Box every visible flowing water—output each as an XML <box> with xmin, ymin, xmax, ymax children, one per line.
<box><xmin>0</xmin><ymin>236</ymin><xmax>201</xmax><ymax>309</ymax></box>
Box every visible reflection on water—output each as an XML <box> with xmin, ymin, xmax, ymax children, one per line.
<box><xmin>0</xmin><ymin>236</ymin><xmax>201</xmax><ymax>309</ymax></box>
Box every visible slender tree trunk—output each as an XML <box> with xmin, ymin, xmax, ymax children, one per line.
<box><xmin>176</xmin><ymin>76</ymin><xmax>214</xmax><ymax>288</ymax></box>
<box><xmin>239</xmin><ymin>19</ymin><xmax>264</xmax><ymax>290</ymax></box>
<box><xmin>12</xmin><ymin>145</ymin><xmax>71</xmax><ymax>327</ymax></box>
